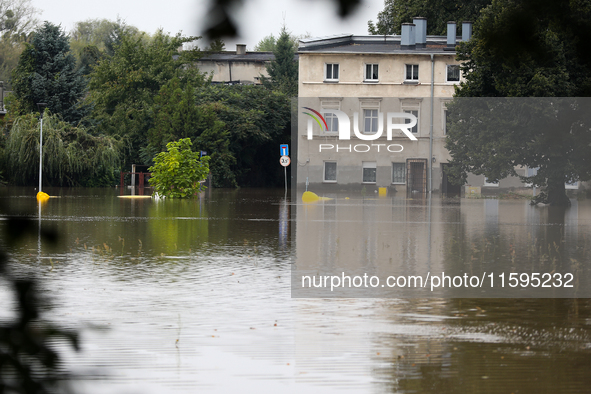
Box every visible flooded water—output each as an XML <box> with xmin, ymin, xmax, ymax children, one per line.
<box><xmin>1</xmin><ymin>187</ymin><xmax>590</xmax><ymax>393</ymax></box>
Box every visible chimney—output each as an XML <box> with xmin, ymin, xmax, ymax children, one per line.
<box><xmin>413</xmin><ymin>17</ymin><xmax>427</xmax><ymax>48</ymax></box>
<box><xmin>446</xmin><ymin>22</ymin><xmax>457</xmax><ymax>48</ymax></box>
<box><xmin>236</xmin><ymin>44</ymin><xmax>246</xmax><ymax>55</ymax></box>
<box><xmin>401</xmin><ymin>23</ymin><xmax>416</xmax><ymax>49</ymax></box>
<box><xmin>462</xmin><ymin>21</ymin><xmax>473</xmax><ymax>41</ymax></box>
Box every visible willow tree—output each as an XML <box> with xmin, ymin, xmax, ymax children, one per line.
<box><xmin>4</xmin><ymin>112</ymin><xmax>121</xmax><ymax>186</ymax></box>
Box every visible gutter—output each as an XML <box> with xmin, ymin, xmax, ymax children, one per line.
<box><xmin>429</xmin><ymin>53</ymin><xmax>434</xmax><ymax>193</ymax></box>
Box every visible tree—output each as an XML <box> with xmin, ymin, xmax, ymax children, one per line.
<box><xmin>195</xmin><ymin>84</ymin><xmax>291</xmax><ymax>186</ymax></box>
<box><xmin>87</xmin><ymin>30</ymin><xmax>205</xmax><ymax>168</ymax></box>
<box><xmin>260</xmin><ymin>26</ymin><xmax>298</xmax><ymax>97</ymax></box>
<box><xmin>0</xmin><ymin>0</ymin><xmax>39</xmax><ymax>37</ymax></box>
<box><xmin>9</xmin><ymin>22</ymin><xmax>87</xmax><ymax>124</ymax></box>
<box><xmin>4</xmin><ymin>112</ymin><xmax>121</xmax><ymax>186</ymax></box>
<box><xmin>148</xmin><ymin>138</ymin><xmax>210</xmax><ymax>198</ymax></box>
<box><xmin>69</xmin><ymin>18</ymin><xmax>144</xmax><ymax>74</ymax></box>
<box><xmin>254</xmin><ymin>32</ymin><xmax>306</xmax><ymax>51</ymax></box>
<box><xmin>368</xmin><ymin>0</ymin><xmax>491</xmax><ymax>35</ymax></box>
<box><xmin>144</xmin><ymin>77</ymin><xmax>237</xmax><ymax>187</ymax></box>
<box><xmin>446</xmin><ymin>0</ymin><xmax>591</xmax><ymax>206</ymax></box>
<box><xmin>0</xmin><ymin>0</ymin><xmax>40</xmax><ymax>89</ymax></box>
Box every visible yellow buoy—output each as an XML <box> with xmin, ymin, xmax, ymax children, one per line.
<box><xmin>36</xmin><ymin>191</ymin><xmax>50</xmax><ymax>202</ymax></box>
<box><xmin>302</xmin><ymin>191</ymin><xmax>332</xmax><ymax>203</ymax></box>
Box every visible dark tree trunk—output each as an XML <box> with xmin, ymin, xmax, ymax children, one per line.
<box><xmin>533</xmin><ymin>178</ymin><xmax>571</xmax><ymax>206</ymax></box>
<box><xmin>546</xmin><ymin>179</ymin><xmax>571</xmax><ymax>206</ymax></box>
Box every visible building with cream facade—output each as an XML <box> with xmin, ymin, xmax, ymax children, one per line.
<box><xmin>294</xmin><ymin>20</ymin><xmax>472</xmax><ymax>195</ymax></box>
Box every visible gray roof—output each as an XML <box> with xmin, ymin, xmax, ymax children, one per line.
<box><xmin>298</xmin><ymin>35</ymin><xmax>460</xmax><ymax>55</ymax></box>
<box><xmin>196</xmin><ymin>52</ymin><xmax>298</xmax><ymax>62</ymax></box>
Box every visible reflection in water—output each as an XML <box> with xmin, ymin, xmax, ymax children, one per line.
<box><xmin>0</xmin><ymin>187</ymin><xmax>590</xmax><ymax>393</ymax></box>
<box><xmin>294</xmin><ymin>193</ymin><xmax>591</xmax><ymax>298</ymax></box>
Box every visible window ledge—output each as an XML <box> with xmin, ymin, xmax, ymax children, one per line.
<box><xmin>323</xmin><ymin>80</ymin><xmax>339</xmax><ymax>83</ymax></box>
<box><xmin>403</xmin><ymin>80</ymin><xmax>420</xmax><ymax>85</ymax></box>
<box><xmin>363</xmin><ymin>80</ymin><xmax>379</xmax><ymax>83</ymax></box>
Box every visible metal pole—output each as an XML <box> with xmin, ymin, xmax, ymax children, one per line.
<box><xmin>36</xmin><ymin>103</ymin><xmax>46</xmax><ymax>193</ymax></box>
<box><xmin>429</xmin><ymin>54</ymin><xmax>434</xmax><ymax>193</ymax></box>
<box><xmin>284</xmin><ymin>166</ymin><xmax>287</xmax><ymax>196</ymax></box>
<box><xmin>38</xmin><ymin>115</ymin><xmax>43</xmax><ymax>192</ymax></box>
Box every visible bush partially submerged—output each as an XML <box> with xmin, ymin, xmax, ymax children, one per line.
<box><xmin>148</xmin><ymin>138</ymin><xmax>210</xmax><ymax>198</ymax></box>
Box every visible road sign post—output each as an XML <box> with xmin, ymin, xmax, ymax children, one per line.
<box><xmin>280</xmin><ymin>144</ymin><xmax>290</xmax><ymax>196</ymax></box>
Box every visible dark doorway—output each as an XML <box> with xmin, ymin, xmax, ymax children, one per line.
<box><xmin>407</xmin><ymin>159</ymin><xmax>427</xmax><ymax>194</ymax></box>
<box><xmin>441</xmin><ymin>163</ymin><xmax>461</xmax><ymax>196</ymax></box>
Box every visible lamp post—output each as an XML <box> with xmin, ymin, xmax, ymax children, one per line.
<box><xmin>36</xmin><ymin>103</ymin><xmax>47</xmax><ymax>193</ymax></box>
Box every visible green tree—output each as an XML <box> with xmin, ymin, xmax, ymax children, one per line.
<box><xmin>144</xmin><ymin>77</ymin><xmax>237</xmax><ymax>187</ymax></box>
<box><xmin>446</xmin><ymin>0</ymin><xmax>591</xmax><ymax>206</ymax></box>
<box><xmin>148</xmin><ymin>138</ymin><xmax>210</xmax><ymax>198</ymax></box>
<box><xmin>0</xmin><ymin>0</ymin><xmax>39</xmax><ymax>37</ymax></box>
<box><xmin>196</xmin><ymin>84</ymin><xmax>291</xmax><ymax>186</ymax></box>
<box><xmin>87</xmin><ymin>30</ymin><xmax>205</xmax><ymax>169</ymax></box>
<box><xmin>69</xmin><ymin>18</ymin><xmax>144</xmax><ymax>74</ymax></box>
<box><xmin>9</xmin><ymin>22</ymin><xmax>87</xmax><ymax>124</ymax></box>
<box><xmin>368</xmin><ymin>0</ymin><xmax>491</xmax><ymax>35</ymax></box>
<box><xmin>260</xmin><ymin>26</ymin><xmax>298</xmax><ymax>97</ymax></box>
<box><xmin>4</xmin><ymin>112</ymin><xmax>121</xmax><ymax>186</ymax></box>
<box><xmin>254</xmin><ymin>32</ymin><xmax>306</xmax><ymax>51</ymax></box>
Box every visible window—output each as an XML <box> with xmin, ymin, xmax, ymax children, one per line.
<box><xmin>325</xmin><ymin>64</ymin><xmax>339</xmax><ymax>81</ymax></box>
<box><xmin>405</xmin><ymin>64</ymin><xmax>419</xmax><ymax>80</ymax></box>
<box><xmin>364</xmin><ymin>109</ymin><xmax>379</xmax><ymax>133</ymax></box>
<box><xmin>447</xmin><ymin>65</ymin><xmax>460</xmax><ymax>82</ymax></box>
<box><xmin>484</xmin><ymin>177</ymin><xmax>499</xmax><ymax>187</ymax></box>
<box><xmin>362</xmin><ymin>162</ymin><xmax>376</xmax><ymax>183</ymax></box>
<box><xmin>404</xmin><ymin>110</ymin><xmax>418</xmax><ymax>134</ymax></box>
<box><xmin>392</xmin><ymin>163</ymin><xmax>405</xmax><ymax>184</ymax></box>
<box><xmin>324</xmin><ymin>162</ymin><xmax>337</xmax><ymax>182</ymax></box>
<box><xmin>565</xmin><ymin>180</ymin><xmax>579</xmax><ymax>189</ymax></box>
<box><xmin>443</xmin><ymin>109</ymin><xmax>448</xmax><ymax>135</ymax></box>
<box><xmin>365</xmin><ymin>64</ymin><xmax>378</xmax><ymax>81</ymax></box>
<box><xmin>324</xmin><ymin>111</ymin><xmax>339</xmax><ymax>132</ymax></box>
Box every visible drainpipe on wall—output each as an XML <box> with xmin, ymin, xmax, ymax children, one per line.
<box><xmin>429</xmin><ymin>53</ymin><xmax>434</xmax><ymax>193</ymax></box>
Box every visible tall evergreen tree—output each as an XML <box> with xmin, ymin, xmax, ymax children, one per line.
<box><xmin>261</xmin><ymin>26</ymin><xmax>298</xmax><ymax>97</ymax></box>
<box><xmin>10</xmin><ymin>22</ymin><xmax>87</xmax><ymax>124</ymax></box>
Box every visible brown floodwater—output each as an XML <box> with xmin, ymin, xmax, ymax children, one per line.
<box><xmin>0</xmin><ymin>187</ymin><xmax>590</xmax><ymax>393</ymax></box>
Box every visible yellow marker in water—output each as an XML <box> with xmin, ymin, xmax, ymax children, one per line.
<box><xmin>36</xmin><ymin>191</ymin><xmax>50</xmax><ymax>202</ymax></box>
<box><xmin>302</xmin><ymin>191</ymin><xmax>332</xmax><ymax>203</ymax></box>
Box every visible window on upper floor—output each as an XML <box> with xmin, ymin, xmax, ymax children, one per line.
<box><xmin>365</xmin><ymin>64</ymin><xmax>379</xmax><ymax>81</ymax></box>
<box><xmin>363</xmin><ymin>109</ymin><xmax>379</xmax><ymax>133</ymax></box>
<box><xmin>404</xmin><ymin>110</ymin><xmax>419</xmax><ymax>134</ymax></box>
<box><xmin>405</xmin><ymin>64</ymin><xmax>419</xmax><ymax>81</ymax></box>
<box><xmin>325</xmin><ymin>64</ymin><xmax>339</xmax><ymax>82</ymax></box>
<box><xmin>324</xmin><ymin>111</ymin><xmax>339</xmax><ymax>133</ymax></box>
<box><xmin>447</xmin><ymin>65</ymin><xmax>460</xmax><ymax>82</ymax></box>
